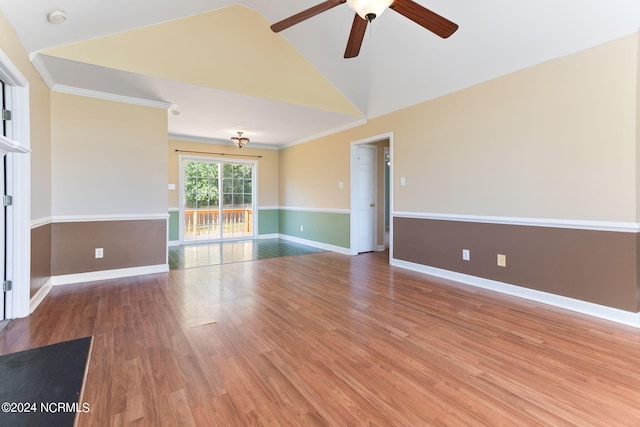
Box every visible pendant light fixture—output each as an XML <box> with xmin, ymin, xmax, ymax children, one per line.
<box><xmin>231</xmin><ymin>131</ymin><xmax>249</xmax><ymax>149</ymax></box>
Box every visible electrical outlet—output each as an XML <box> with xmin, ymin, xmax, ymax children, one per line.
<box><xmin>300</xmin><ymin>225</ymin><xmax>304</xmax><ymax>232</ymax></box>
<box><xmin>95</xmin><ymin>248</ymin><xmax>104</xmax><ymax>259</ymax></box>
<box><xmin>462</xmin><ymin>249</ymin><xmax>470</xmax><ymax>261</ymax></box>
<box><xmin>497</xmin><ymin>254</ymin><xmax>506</xmax><ymax>267</ymax></box>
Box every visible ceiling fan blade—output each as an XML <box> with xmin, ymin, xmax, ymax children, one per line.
<box><xmin>390</xmin><ymin>0</ymin><xmax>458</xmax><ymax>38</ymax></box>
<box><xmin>271</xmin><ymin>0</ymin><xmax>346</xmax><ymax>33</ymax></box>
<box><xmin>344</xmin><ymin>14</ymin><xmax>368</xmax><ymax>58</ymax></box>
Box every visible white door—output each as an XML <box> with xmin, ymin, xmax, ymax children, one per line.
<box><xmin>0</xmin><ymin>155</ymin><xmax>5</xmax><ymax>321</ymax></box>
<box><xmin>0</xmin><ymin>79</ymin><xmax>6</xmax><ymax>320</ymax></box>
<box><xmin>357</xmin><ymin>145</ymin><xmax>376</xmax><ymax>253</ymax></box>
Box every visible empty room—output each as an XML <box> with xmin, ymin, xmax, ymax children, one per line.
<box><xmin>1</xmin><ymin>0</ymin><xmax>640</xmax><ymax>425</ymax></box>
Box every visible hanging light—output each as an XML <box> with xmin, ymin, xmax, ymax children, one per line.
<box><xmin>346</xmin><ymin>0</ymin><xmax>394</xmax><ymax>21</ymax></box>
<box><xmin>231</xmin><ymin>131</ymin><xmax>249</xmax><ymax>149</ymax></box>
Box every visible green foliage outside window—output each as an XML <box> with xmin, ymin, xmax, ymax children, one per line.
<box><xmin>184</xmin><ymin>161</ymin><xmax>252</xmax><ymax>209</ymax></box>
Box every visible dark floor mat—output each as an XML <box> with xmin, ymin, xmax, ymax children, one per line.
<box><xmin>0</xmin><ymin>336</ymin><xmax>93</xmax><ymax>426</ymax></box>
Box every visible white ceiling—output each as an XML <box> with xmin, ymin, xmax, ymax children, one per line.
<box><xmin>1</xmin><ymin>0</ymin><xmax>639</xmax><ymax>147</ymax></box>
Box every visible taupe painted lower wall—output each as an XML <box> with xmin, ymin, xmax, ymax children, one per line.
<box><xmin>51</xmin><ymin>220</ymin><xmax>167</xmax><ymax>276</ymax></box>
<box><xmin>393</xmin><ymin>217</ymin><xmax>639</xmax><ymax>312</ymax></box>
<box><xmin>30</xmin><ymin>223</ymin><xmax>52</xmax><ymax>298</ymax></box>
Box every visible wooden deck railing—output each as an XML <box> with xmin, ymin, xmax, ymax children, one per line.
<box><xmin>184</xmin><ymin>208</ymin><xmax>253</xmax><ymax>237</ymax></box>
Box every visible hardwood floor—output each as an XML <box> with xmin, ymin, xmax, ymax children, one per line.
<box><xmin>1</xmin><ymin>251</ymin><xmax>640</xmax><ymax>426</ymax></box>
<box><xmin>168</xmin><ymin>238</ymin><xmax>325</xmax><ymax>270</ymax></box>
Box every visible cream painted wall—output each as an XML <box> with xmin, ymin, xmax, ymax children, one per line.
<box><xmin>279</xmin><ymin>136</ymin><xmax>353</xmax><ymax>210</ymax></box>
<box><xmin>389</xmin><ymin>34</ymin><xmax>637</xmax><ymax>221</ymax></box>
<box><xmin>279</xmin><ymin>34</ymin><xmax>639</xmax><ymax>223</ymax></box>
<box><xmin>0</xmin><ymin>12</ymin><xmax>52</xmax><ymax>221</ymax></box>
<box><xmin>51</xmin><ymin>93</ymin><xmax>167</xmax><ymax>216</ymax></box>
<box><xmin>168</xmin><ymin>140</ymin><xmax>279</xmax><ymax>208</ymax></box>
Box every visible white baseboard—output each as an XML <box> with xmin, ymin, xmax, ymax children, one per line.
<box><xmin>30</xmin><ymin>278</ymin><xmax>53</xmax><ymax>313</ymax></box>
<box><xmin>279</xmin><ymin>234</ymin><xmax>352</xmax><ymax>255</ymax></box>
<box><xmin>51</xmin><ymin>264</ymin><xmax>169</xmax><ymax>286</ymax></box>
<box><xmin>258</xmin><ymin>233</ymin><xmax>280</xmax><ymax>240</ymax></box>
<box><xmin>391</xmin><ymin>258</ymin><xmax>640</xmax><ymax>328</ymax></box>
<box><xmin>166</xmin><ymin>234</ymin><xmax>351</xmax><ymax>255</ymax></box>
<box><xmin>169</xmin><ymin>235</ymin><xmax>279</xmax><ymax>245</ymax></box>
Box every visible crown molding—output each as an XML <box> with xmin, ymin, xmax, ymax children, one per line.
<box><xmin>281</xmin><ymin>118</ymin><xmax>368</xmax><ymax>149</ymax></box>
<box><xmin>30</xmin><ymin>53</ymin><xmax>56</xmax><ymax>89</ymax></box>
<box><xmin>30</xmin><ymin>53</ymin><xmax>171</xmax><ymax>109</ymax></box>
<box><xmin>52</xmin><ymin>84</ymin><xmax>172</xmax><ymax>109</ymax></box>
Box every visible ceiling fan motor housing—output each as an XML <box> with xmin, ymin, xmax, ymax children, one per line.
<box><xmin>271</xmin><ymin>0</ymin><xmax>459</xmax><ymax>58</ymax></box>
<box><xmin>346</xmin><ymin>0</ymin><xmax>393</xmax><ymax>20</ymax></box>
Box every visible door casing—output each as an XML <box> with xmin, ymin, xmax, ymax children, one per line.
<box><xmin>349</xmin><ymin>132</ymin><xmax>394</xmax><ymax>257</ymax></box>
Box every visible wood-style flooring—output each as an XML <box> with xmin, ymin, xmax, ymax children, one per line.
<box><xmin>168</xmin><ymin>239</ymin><xmax>325</xmax><ymax>270</ymax></box>
<box><xmin>1</xmin><ymin>251</ymin><xmax>640</xmax><ymax>426</ymax></box>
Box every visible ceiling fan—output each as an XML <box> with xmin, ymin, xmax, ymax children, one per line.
<box><xmin>270</xmin><ymin>0</ymin><xmax>458</xmax><ymax>58</ymax></box>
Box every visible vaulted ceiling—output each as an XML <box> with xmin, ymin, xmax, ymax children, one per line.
<box><xmin>1</xmin><ymin>0</ymin><xmax>639</xmax><ymax>147</ymax></box>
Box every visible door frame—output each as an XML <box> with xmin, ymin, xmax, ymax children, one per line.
<box><xmin>178</xmin><ymin>154</ymin><xmax>258</xmax><ymax>243</ymax></box>
<box><xmin>0</xmin><ymin>49</ymin><xmax>31</xmax><ymax>319</ymax></box>
<box><xmin>349</xmin><ymin>132</ymin><xmax>393</xmax><ymax>257</ymax></box>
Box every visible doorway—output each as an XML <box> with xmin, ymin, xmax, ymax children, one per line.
<box><xmin>179</xmin><ymin>156</ymin><xmax>257</xmax><ymax>243</ymax></box>
<box><xmin>0</xmin><ymin>49</ymin><xmax>32</xmax><ymax>319</ymax></box>
<box><xmin>0</xmin><ymin>80</ymin><xmax>5</xmax><ymax>320</ymax></box>
<box><xmin>350</xmin><ymin>133</ymin><xmax>393</xmax><ymax>256</ymax></box>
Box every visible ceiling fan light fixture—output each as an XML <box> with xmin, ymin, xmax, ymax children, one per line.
<box><xmin>231</xmin><ymin>131</ymin><xmax>249</xmax><ymax>149</ymax></box>
<box><xmin>346</xmin><ymin>0</ymin><xmax>393</xmax><ymax>21</ymax></box>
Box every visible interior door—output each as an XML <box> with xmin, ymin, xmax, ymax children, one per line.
<box><xmin>0</xmin><ymin>80</ymin><xmax>6</xmax><ymax>320</ymax></box>
<box><xmin>0</xmin><ymin>156</ymin><xmax>5</xmax><ymax>321</ymax></box>
<box><xmin>357</xmin><ymin>145</ymin><xmax>376</xmax><ymax>253</ymax></box>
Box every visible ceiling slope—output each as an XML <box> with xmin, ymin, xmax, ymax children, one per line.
<box><xmin>42</xmin><ymin>5</ymin><xmax>361</xmax><ymax>117</ymax></box>
<box><xmin>2</xmin><ymin>0</ymin><xmax>640</xmax><ymax>146</ymax></box>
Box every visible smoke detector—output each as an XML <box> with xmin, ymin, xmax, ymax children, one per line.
<box><xmin>47</xmin><ymin>10</ymin><xmax>68</xmax><ymax>24</ymax></box>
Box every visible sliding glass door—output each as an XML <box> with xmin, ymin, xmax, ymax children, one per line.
<box><xmin>181</xmin><ymin>157</ymin><xmax>256</xmax><ymax>242</ymax></box>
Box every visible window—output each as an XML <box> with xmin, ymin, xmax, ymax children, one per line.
<box><xmin>181</xmin><ymin>157</ymin><xmax>256</xmax><ymax>242</ymax></box>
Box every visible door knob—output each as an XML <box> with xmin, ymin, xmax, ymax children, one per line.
<box><xmin>370</xmin><ymin>202</ymin><xmax>375</xmax><ymax>207</ymax></box>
